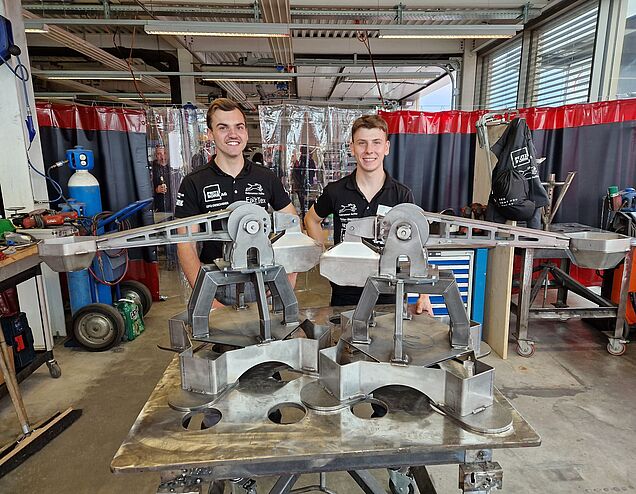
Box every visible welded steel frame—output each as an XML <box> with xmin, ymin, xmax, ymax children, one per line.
<box><xmin>512</xmin><ymin>245</ymin><xmax>634</xmax><ymax>356</ymax></box>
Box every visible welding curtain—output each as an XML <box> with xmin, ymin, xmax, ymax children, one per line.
<box><xmin>380</xmin><ymin>98</ymin><xmax>636</xmax><ymax>228</ymax></box>
<box><xmin>36</xmin><ymin>103</ymin><xmax>159</xmax><ymax>299</ymax></box>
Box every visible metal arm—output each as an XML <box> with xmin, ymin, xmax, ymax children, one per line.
<box><xmin>38</xmin><ymin>202</ymin><xmax>322</xmax><ymax>274</ymax></box>
<box><xmin>321</xmin><ymin>203</ymin><xmax>631</xmax><ymax>287</ymax></box>
<box><xmin>321</xmin><ymin>203</ymin><xmax>632</xmax><ymax>354</ymax></box>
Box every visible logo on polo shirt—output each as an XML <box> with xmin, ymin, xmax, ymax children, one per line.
<box><xmin>339</xmin><ymin>203</ymin><xmax>357</xmax><ymax>215</ymax></box>
<box><xmin>203</xmin><ymin>184</ymin><xmax>226</xmax><ymax>202</ymax></box>
<box><xmin>245</xmin><ymin>183</ymin><xmax>264</xmax><ymax>195</ymax></box>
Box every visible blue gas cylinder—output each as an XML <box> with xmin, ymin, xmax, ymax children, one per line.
<box><xmin>66</xmin><ymin>148</ymin><xmax>112</xmax><ymax>306</ymax></box>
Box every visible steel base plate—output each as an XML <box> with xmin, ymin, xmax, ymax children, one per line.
<box><xmin>112</xmin><ymin>358</ymin><xmax>540</xmax><ymax>476</ymax></box>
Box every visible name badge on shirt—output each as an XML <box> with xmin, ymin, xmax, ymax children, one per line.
<box><xmin>377</xmin><ymin>204</ymin><xmax>392</xmax><ymax>216</ymax></box>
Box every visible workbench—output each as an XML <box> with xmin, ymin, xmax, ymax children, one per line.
<box><xmin>112</xmin><ymin>354</ymin><xmax>540</xmax><ymax>493</ymax></box>
<box><xmin>0</xmin><ymin>245</ymin><xmax>61</xmax><ymax>398</ymax></box>
<box><xmin>511</xmin><ymin>223</ymin><xmax>634</xmax><ymax>357</ymax></box>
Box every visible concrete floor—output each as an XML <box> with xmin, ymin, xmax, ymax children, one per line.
<box><xmin>0</xmin><ymin>267</ymin><xmax>635</xmax><ymax>493</ymax></box>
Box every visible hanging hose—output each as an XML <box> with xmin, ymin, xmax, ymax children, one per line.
<box><xmin>87</xmin><ymin>211</ymin><xmax>131</xmax><ymax>286</ymax></box>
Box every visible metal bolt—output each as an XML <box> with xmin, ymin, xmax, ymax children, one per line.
<box><xmin>245</xmin><ymin>220</ymin><xmax>260</xmax><ymax>234</ymax></box>
<box><xmin>396</xmin><ymin>224</ymin><xmax>412</xmax><ymax>240</ymax></box>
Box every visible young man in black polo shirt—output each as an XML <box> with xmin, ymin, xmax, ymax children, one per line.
<box><xmin>304</xmin><ymin>114</ymin><xmax>432</xmax><ymax>314</ymax></box>
<box><xmin>174</xmin><ymin>98</ymin><xmax>297</xmax><ymax>307</ymax></box>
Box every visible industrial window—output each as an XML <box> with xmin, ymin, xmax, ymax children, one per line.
<box><xmin>479</xmin><ymin>39</ymin><xmax>522</xmax><ymax>110</ymax></box>
<box><xmin>527</xmin><ymin>2</ymin><xmax>599</xmax><ymax>107</ymax></box>
<box><xmin>616</xmin><ymin>0</ymin><xmax>636</xmax><ymax>99</ymax></box>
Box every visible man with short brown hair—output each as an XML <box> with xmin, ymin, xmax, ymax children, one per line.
<box><xmin>304</xmin><ymin>114</ymin><xmax>431</xmax><ymax>313</ymax></box>
<box><xmin>175</xmin><ymin>98</ymin><xmax>297</xmax><ymax>307</ymax></box>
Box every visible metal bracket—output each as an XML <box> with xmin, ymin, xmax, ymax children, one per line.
<box><xmin>459</xmin><ymin>461</ymin><xmax>503</xmax><ymax>493</ymax></box>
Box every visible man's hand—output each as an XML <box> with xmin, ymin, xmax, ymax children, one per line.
<box><xmin>156</xmin><ymin>184</ymin><xmax>167</xmax><ymax>194</ymax></box>
<box><xmin>413</xmin><ymin>294</ymin><xmax>433</xmax><ymax>315</ymax></box>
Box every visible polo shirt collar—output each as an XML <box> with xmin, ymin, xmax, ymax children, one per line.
<box><xmin>345</xmin><ymin>168</ymin><xmax>396</xmax><ymax>193</ymax></box>
<box><xmin>209</xmin><ymin>156</ymin><xmax>253</xmax><ymax>178</ymax></box>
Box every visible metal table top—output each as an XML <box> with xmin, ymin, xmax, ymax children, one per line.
<box><xmin>111</xmin><ymin>356</ymin><xmax>540</xmax><ymax>477</ymax></box>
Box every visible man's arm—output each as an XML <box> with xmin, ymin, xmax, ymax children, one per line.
<box><xmin>176</xmin><ymin>225</ymin><xmax>224</xmax><ymax>309</ymax></box>
<box><xmin>176</xmin><ymin>225</ymin><xmax>201</xmax><ymax>288</ymax></box>
<box><xmin>304</xmin><ymin>206</ymin><xmax>325</xmax><ymax>247</ymax></box>
<box><xmin>278</xmin><ymin>202</ymin><xmax>298</xmax><ymax>216</ymax></box>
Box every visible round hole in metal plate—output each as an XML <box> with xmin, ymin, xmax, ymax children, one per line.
<box><xmin>182</xmin><ymin>409</ymin><xmax>223</xmax><ymax>430</ymax></box>
<box><xmin>351</xmin><ymin>399</ymin><xmax>388</xmax><ymax>419</ymax></box>
<box><xmin>267</xmin><ymin>402</ymin><xmax>307</xmax><ymax>425</ymax></box>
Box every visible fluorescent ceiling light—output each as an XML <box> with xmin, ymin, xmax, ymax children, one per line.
<box><xmin>345</xmin><ymin>78</ymin><xmax>432</xmax><ymax>83</ymax></box>
<box><xmin>343</xmin><ymin>72</ymin><xmax>439</xmax><ymax>82</ymax></box>
<box><xmin>380</xmin><ymin>33</ymin><xmax>514</xmax><ymax>39</ymax></box>
<box><xmin>201</xmin><ymin>76</ymin><xmax>292</xmax><ymax>82</ymax></box>
<box><xmin>378</xmin><ymin>26</ymin><xmax>518</xmax><ymax>39</ymax></box>
<box><xmin>125</xmin><ymin>96</ymin><xmax>171</xmax><ymax>101</ymax></box>
<box><xmin>25</xmin><ymin>23</ymin><xmax>50</xmax><ymax>34</ymax></box>
<box><xmin>144</xmin><ymin>21</ymin><xmax>289</xmax><ymax>38</ymax></box>
<box><xmin>43</xmin><ymin>74</ymin><xmax>143</xmax><ymax>81</ymax></box>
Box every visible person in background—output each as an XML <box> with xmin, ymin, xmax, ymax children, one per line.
<box><xmin>251</xmin><ymin>151</ymin><xmax>264</xmax><ymax>166</ymax></box>
<box><xmin>304</xmin><ymin>114</ymin><xmax>432</xmax><ymax>314</ymax></box>
<box><xmin>151</xmin><ymin>144</ymin><xmax>172</xmax><ymax>212</ymax></box>
<box><xmin>174</xmin><ymin>98</ymin><xmax>298</xmax><ymax>308</ymax></box>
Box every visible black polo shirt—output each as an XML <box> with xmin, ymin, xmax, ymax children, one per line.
<box><xmin>174</xmin><ymin>157</ymin><xmax>292</xmax><ymax>263</ymax></box>
<box><xmin>313</xmin><ymin>169</ymin><xmax>414</xmax><ymax>306</ymax></box>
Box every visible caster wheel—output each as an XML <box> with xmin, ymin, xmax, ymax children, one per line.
<box><xmin>516</xmin><ymin>341</ymin><xmax>536</xmax><ymax>358</ymax></box>
<box><xmin>119</xmin><ymin>280</ymin><xmax>153</xmax><ymax>316</ymax></box>
<box><xmin>72</xmin><ymin>303</ymin><xmax>125</xmax><ymax>351</ymax></box>
<box><xmin>47</xmin><ymin>361</ymin><xmax>62</xmax><ymax>378</ymax></box>
<box><xmin>607</xmin><ymin>341</ymin><xmax>626</xmax><ymax>356</ymax></box>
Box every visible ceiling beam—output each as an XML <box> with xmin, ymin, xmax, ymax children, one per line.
<box><xmin>23</xmin><ymin>10</ymin><xmax>170</xmax><ymax>93</ymax></box>
<box><xmin>259</xmin><ymin>0</ymin><xmax>294</xmax><ymax>66</ymax></box>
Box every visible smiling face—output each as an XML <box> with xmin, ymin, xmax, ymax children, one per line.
<box><xmin>350</xmin><ymin>127</ymin><xmax>390</xmax><ymax>174</ymax></box>
<box><xmin>208</xmin><ymin>108</ymin><xmax>248</xmax><ymax>160</ymax></box>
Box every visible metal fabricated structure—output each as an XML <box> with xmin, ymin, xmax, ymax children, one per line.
<box><xmin>314</xmin><ymin>204</ymin><xmax>632</xmax><ymax>432</ymax></box>
<box><xmin>38</xmin><ymin>201</ymin><xmax>632</xmax><ymax>493</ymax></box>
<box><xmin>39</xmin><ymin>201</ymin><xmax>326</xmax><ymax>409</ymax></box>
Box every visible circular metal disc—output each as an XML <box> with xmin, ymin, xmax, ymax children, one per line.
<box><xmin>300</xmin><ymin>381</ymin><xmax>354</xmax><ymax>412</ymax></box>
<box><xmin>168</xmin><ymin>388</ymin><xmax>220</xmax><ymax>412</ymax></box>
<box><xmin>435</xmin><ymin>401</ymin><xmax>513</xmax><ymax>434</ymax></box>
<box><xmin>476</xmin><ymin>341</ymin><xmax>492</xmax><ymax>359</ymax></box>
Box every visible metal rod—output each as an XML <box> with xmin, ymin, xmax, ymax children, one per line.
<box><xmin>392</xmin><ymin>280</ymin><xmax>406</xmax><ymax>363</ymax></box>
<box><xmin>254</xmin><ymin>270</ymin><xmax>272</xmax><ymax>343</ymax></box>
<box><xmin>270</xmin><ymin>474</ymin><xmax>301</xmax><ymax>494</ymax></box>
<box><xmin>348</xmin><ymin>470</ymin><xmax>386</xmax><ymax>494</ymax></box>
<box><xmin>614</xmin><ymin>243</ymin><xmax>635</xmax><ymax>340</ymax></box>
<box><xmin>515</xmin><ymin>248</ymin><xmax>534</xmax><ymax>342</ymax></box>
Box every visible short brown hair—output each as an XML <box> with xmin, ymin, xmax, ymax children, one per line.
<box><xmin>206</xmin><ymin>98</ymin><xmax>247</xmax><ymax>130</ymax></box>
<box><xmin>351</xmin><ymin>114</ymin><xmax>388</xmax><ymax>140</ymax></box>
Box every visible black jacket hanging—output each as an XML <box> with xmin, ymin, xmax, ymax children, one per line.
<box><xmin>489</xmin><ymin>117</ymin><xmax>549</xmax><ymax>220</ymax></box>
